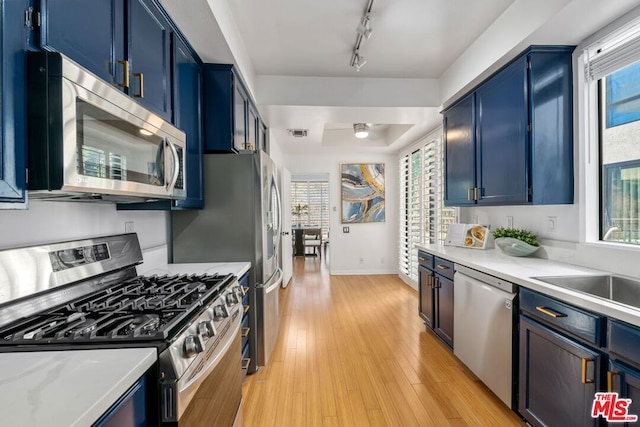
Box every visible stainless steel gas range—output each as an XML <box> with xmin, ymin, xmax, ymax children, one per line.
<box><xmin>0</xmin><ymin>233</ymin><xmax>244</xmax><ymax>426</ymax></box>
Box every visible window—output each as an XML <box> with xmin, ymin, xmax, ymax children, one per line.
<box><xmin>290</xmin><ymin>180</ymin><xmax>329</xmax><ymax>239</ymax></box>
<box><xmin>399</xmin><ymin>135</ymin><xmax>457</xmax><ymax>280</ymax></box>
<box><xmin>585</xmin><ymin>18</ymin><xmax>640</xmax><ymax>245</ymax></box>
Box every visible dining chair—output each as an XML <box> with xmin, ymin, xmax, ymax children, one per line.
<box><xmin>302</xmin><ymin>228</ymin><xmax>322</xmax><ymax>257</ymax></box>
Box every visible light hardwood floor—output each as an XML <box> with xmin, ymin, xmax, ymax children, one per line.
<box><xmin>241</xmin><ymin>256</ymin><xmax>525</xmax><ymax>426</ymax></box>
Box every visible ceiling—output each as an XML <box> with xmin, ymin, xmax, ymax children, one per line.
<box><xmin>160</xmin><ymin>0</ymin><xmax>640</xmax><ymax>155</ymax></box>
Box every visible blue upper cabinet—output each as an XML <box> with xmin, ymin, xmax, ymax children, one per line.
<box><xmin>171</xmin><ymin>34</ymin><xmax>203</xmax><ymax>210</ymax></box>
<box><xmin>0</xmin><ymin>0</ymin><xmax>28</xmax><ymax>208</ymax></box>
<box><xmin>475</xmin><ymin>55</ymin><xmax>529</xmax><ymax>205</ymax></box>
<box><xmin>40</xmin><ymin>0</ymin><xmax>171</xmax><ymax>120</ymax></box>
<box><xmin>203</xmin><ymin>64</ymin><xmax>267</xmax><ymax>153</ymax></box>
<box><xmin>443</xmin><ymin>46</ymin><xmax>574</xmax><ymax>207</ymax></box>
<box><xmin>128</xmin><ymin>0</ymin><xmax>171</xmax><ymax>120</ymax></box>
<box><xmin>444</xmin><ymin>93</ymin><xmax>476</xmax><ymax>206</ymax></box>
<box><xmin>40</xmin><ymin>0</ymin><xmax>125</xmax><ymax>85</ymax></box>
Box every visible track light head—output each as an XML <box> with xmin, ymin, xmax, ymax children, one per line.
<box><xmin>353</xmin><ymin>53</ymin><xmax>367</xmax><ymax>72</ymax></box>
<box><xmin>356</xmin><ymin>17</ymin><xmax>372</xmax><ymax>40</ymax></box>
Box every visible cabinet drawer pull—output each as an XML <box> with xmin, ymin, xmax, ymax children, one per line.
<box><xmin>243</xmin><ymin>305</ymin><xmax>250</xmax><ymax>314</ymax></box>
<box><xmin>607</xmin><ymin>370</ymin><xmax>618</xmax><ymax>392</ymax></box>
<box><xmin>419</xmin><ymin>257</ymin><xmax>426</xmax><ymax>262</ymax></box>
<box><xmin>581</xmin><ymin>358</ymin><xmax>594</xmax><ymax>384</ymax></box>
<box><xmin>535</xmin><ymin>306</ymin><xmax>566</xmax><ymax>318</ymax></box>
<box><xmin>133</xmin><ymin>72</ymin><xmax>144</xmax><ymax>98</ymax></box>
<box><xmin>116</xmin><ymin>59</ymin><xmax>130</xmax><ymax>88</ymax></box>
<box><xmin>243</xmin><ymin>286</ymin><xmax>249</xmax><ymax>294</ymax></box>
<box><xmin>241</xmin><ymin>327</ymin><xmax>250</xmax><ymax>338</ymax></box>
<box><xmin>241</xmin><ymin>358</ymin><xmax>251</xmax><ymax>370</ymax></box>
<box><xmin>436</xmin><ymin>265</ymin><xmax>450</xmax><ymax>270</ymax></box>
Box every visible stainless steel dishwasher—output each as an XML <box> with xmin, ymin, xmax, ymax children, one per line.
<box><xmin>453</xmin><ymin>264</ymin><xmax>517</xmax><ymax>408</ymax></box>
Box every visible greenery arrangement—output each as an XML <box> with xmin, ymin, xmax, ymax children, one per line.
<box><xmin>291</xmin><ymin>204</ymin><xmax>309</xmax><ymax>226</ymax></box>
<box><xmin>492</xmin><ymin>227</ymin><xmax>539</xmax><ymax>247</ymax></box>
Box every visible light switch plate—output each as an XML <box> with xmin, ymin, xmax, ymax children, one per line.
<box><xmin>546</xmin><ymin>216</ymin><xmax>557</xmax><ymax>232</ymax></box>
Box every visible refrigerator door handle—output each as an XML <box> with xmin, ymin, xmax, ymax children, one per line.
<box><xmin>261</xmin><ymin>268</ymin><xmax>283</xmax><ymax>293</ymax></box>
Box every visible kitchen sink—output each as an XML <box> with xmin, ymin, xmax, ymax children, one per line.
<box><xmin>531</xmin><ymin>275</ymin><xmax>640</xmax><ymax>309</ymax></box>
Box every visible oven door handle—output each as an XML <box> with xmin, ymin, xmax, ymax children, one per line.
<box><xmin>178</xmin><ymin>310</ymin><xmax>242</xmax><ymax>395</ymax></box>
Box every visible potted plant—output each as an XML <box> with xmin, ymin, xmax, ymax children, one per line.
<box><xmin>492</xmin><ymin>227</ymin><xmax>540</xmax><ymax>257</ymax></box>
<box><xmin>291</xmin><ymin>204</ymin><xmax>309</xmax><ymax>227</ymax></box>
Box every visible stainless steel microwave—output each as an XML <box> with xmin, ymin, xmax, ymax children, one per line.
<box><xmin>27</xmin><ymin>52</ymin><xmax>186</xmax><ymax>202</ymax></box>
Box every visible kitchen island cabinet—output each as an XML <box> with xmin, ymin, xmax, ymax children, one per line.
<box><xmin>0</xmin><ymin>0</ymin><xmax>28</xmax><ymax>208</ymax></box>
<box><xmin>443</xmin><ymin>45</ymin><xmax>574</xmax><ymax>206</ymax></box>
<box><xmin>0</xmin><ymin>348</ymin><xmax>156</xmax><ymax>427</ymax></box>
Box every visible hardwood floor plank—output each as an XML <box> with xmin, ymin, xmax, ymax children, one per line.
<box><xmin>241</xmin><ymin>257</ymin><xmax>524</xmax><ymax>426</ymax></box>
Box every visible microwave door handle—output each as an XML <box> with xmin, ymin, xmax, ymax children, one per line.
<box><xmin>166</xmin><ymin>140</ymin><xmax>180</xmax><ymax>191</ymax></box>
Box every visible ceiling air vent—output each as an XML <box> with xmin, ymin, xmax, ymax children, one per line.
<box><xmin>287</xmin><ymin>129</ymin><xmax>309</xmax><ymax>138</ymax></box>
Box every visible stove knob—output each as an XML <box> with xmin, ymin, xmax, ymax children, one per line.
<box><xmin>184</xmin><ymin>335</ymin><xmax>205</xmax><ymax>358</ymax></box>
<box><xmin>234</xmin><ymin>285</ymin><xmax>245</xmax><ymax>296</ymax></box>
<box><xmin>213</xmin><ymin>304</ymin><xmax>228</xmax><ymax>320</ymax></box>
<box><xmin>226</xmin><ymin>292</ymin><xmax>238</xmax><ymax>305</ymax></box>
<box><xmin>198</xmin><ymin>320</ymin><xmax>216</xmax><ymax>339</ymax></box>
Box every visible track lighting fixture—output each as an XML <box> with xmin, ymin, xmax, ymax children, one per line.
<box><xmin>350</xmin><ymin>0</ymin><xmax>374</xmax><ymax>71</ymax></box>
<box><xmin>354</xmin><ymin>123</ymin><xmax>370</xmax><ymax>139</ymax></box>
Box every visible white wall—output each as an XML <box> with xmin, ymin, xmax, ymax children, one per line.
<box><xmin>0</xmin><ymin>201</ymin><xmax>169</xmax><ymax>262</ymax></box>
<box><xmin>284</xmin><ymin>152</ymin><xmax>398</xmax><ymax>275</ymax></box>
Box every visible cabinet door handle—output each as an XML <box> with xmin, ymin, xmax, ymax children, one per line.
<box><xmin>581</xmin><ymin>358</ymin><xmax>594</xmax><ymax>384</ymax></box>
<box><xmin>467</xmin><ymin>188</ymin><xmax>473</xmax><ymax>201</ymax></box>
<box><xmin>243</xmin><ymin>305</ymin><xmax>250</xmax><ymax>314</ymax></box>
<box><xmin>474</xmin><ymin>187</ymin><xmax>480</xmax><ymax>201</ymax></box>
<box><xmin>133</xmin><ymin>72</ymin><xmax>144</xmax><ymax>98</ymax></box>
<box><xmin>535</xmin><ymin>306</ymin><xmax>566</xmax><ymax>318</ymax></box>
<box><xmin>436</xmin><ymin>265</ymin><xmax>450</xmax><ymax>270</ymax></box>
<box><xmin>607</xmin><ymin>370</ymin><xmax>619</xmax><ymax>392</ymax></box>
<box><xmin>241</xmin><ymin>358</ymin><xmax>251</xmax><ymax>370</ymax></box>
<box><xmin>432</xmin><ymin>277</ymin><xmax>441</xmax><ymax>289</ymax></box>
<box><xmin>116</xmin><ymin>59</ymin><xmax>130</xmax><ymax>88</ymax></box>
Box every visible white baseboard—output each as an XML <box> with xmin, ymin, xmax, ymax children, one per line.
<box><xmin>329</xmin><ymin>268</ymin><xmax>398</xmax><ymax>275</ymax></box>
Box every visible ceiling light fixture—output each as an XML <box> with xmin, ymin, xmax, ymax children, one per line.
<box><xmin>350</xmin><ymin>0</ymin><xmax>374</xmax><ymax>71</ymax></box>
<box><xmin>354</xmin><ymin>123</ymin><xmax>370</xmax><ymax>139</ymax></box>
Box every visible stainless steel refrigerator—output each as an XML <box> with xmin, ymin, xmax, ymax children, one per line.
<box><xmin>171</xmin><ymin>151</ymin><xmax>282</xmax><ymax>373</ymax></box>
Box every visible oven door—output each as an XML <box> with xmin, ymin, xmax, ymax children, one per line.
<box><xmin>164</xmin><ymin>310</ymin><xmax>242</xmax><ymax>425</ymax></box>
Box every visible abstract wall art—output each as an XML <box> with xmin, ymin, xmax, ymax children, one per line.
<box><xmin>341</xmin><ymin>163</ymin><xmax>385</xmax><ymax>223</ymax></box>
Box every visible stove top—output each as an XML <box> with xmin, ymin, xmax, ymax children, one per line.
<box><xmin>0</xmin><ymin>273</ymin><xmax>235</xmax><ymax>344</ymax></box>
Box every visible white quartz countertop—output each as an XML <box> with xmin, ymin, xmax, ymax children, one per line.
<box><xmin>0</xmin><ymin>347</ymin><xmax>156</xmax><ymax>427</ymax></box>
<box><xmin>418</xmin><ymin>244</ymin><xmax>640</xmax><ymax>327</ymax></box>
<box><xmin>143</xmin><ymin>261</ymin><xmax>251</xmax><ymax>278</ymax></box>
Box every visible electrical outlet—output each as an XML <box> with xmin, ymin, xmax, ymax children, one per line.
<box><xmin>125</xmin><ymin>221</ymin><xmax>135</xmax><ymax>233</ymax></box>
<box><xmin>507</xmin><ymin>216</ymin><xmax>514</xmax><ymax>228</ymax></box>
<box><xmin>546</xmin><ymin>216</ymin><xmax>557</xmax><ymax>232</ymax></box>
<box><xmin>343</xmin><ymin>227</ymin><xmax>350</xmax><ymax>233</ymax></box>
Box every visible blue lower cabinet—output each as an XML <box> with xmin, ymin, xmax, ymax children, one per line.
<box><xmin>93</xmin><ymin>376</ymin><xmax>147</xmax><ymax>427</ymax></box>
<box><xmin>0</xmin><ymin>0</ymin><xmax>28</xmax><ymax>208</ymax></box>
<box><xmin>519</xmin><ymin>315</ymin><xmax>601</xmax><ymax>427</ymax></box>
<box><xmin>608</xmin><ymin>361</ymin><xmax>640</xmax><ymax>425</ymax></box>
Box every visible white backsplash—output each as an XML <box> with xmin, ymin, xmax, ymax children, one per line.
<box><xmin>459</xmin><ymin>205</ymin><xmax>640</xmax><ymax>278</ymax></box>
<box><xmin>0</xmin><ymin>200</ymin><xmax>169</xmax><ymax>254</ymax></box>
